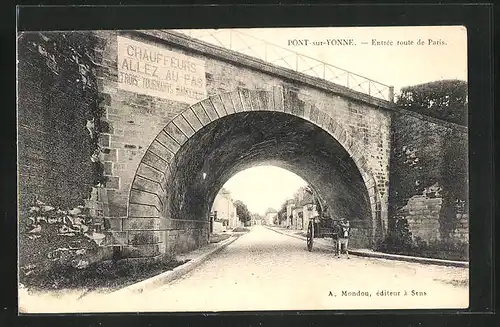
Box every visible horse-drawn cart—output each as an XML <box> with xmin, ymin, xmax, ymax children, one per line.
<box><xmin>306</xmin><ymin>216</ymin><xmax>342</xmax><ymax>252</ymax></box>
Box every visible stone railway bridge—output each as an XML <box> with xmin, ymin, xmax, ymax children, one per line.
<box><xmin>17</xmin><ymin>30</ymin><xmax>468</xmax><ymax>260</ymax></box>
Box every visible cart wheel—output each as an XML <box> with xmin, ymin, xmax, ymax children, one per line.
<box><xmin>307</xmin><ymin>221</ymin><xmax>314</xmax><ymax>251</ymax></box>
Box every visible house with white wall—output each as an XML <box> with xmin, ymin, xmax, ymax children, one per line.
<box><xmin>211</xmin><ymin>188</ymin><xmax>240</xmax><ymax>229</ymax></box>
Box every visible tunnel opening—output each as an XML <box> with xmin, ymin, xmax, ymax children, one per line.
<box><xmin>209</xmin><ymin>165</ymin><xmax>309</xmax><ymax>229</ymax></box>
<box><xmin>164</xmin><ymin>111</ymin><xmax>374</xmax><ymax>249</ymax></box>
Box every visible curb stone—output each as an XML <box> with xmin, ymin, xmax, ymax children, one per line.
<box><xmin>108</xmin><ymin>235</ymin><xmax>239</xmax><ymax>296</ymax></box>
<box><xmin>266</xmin><ymin>226</ymin><xmax>469</xmax><ymax>268</ymax></box>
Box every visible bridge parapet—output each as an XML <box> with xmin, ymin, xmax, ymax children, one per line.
<box><xmin>173</xmin><ymin>29</ymin><xmax>395</xmax><ymax>102</ymax></box>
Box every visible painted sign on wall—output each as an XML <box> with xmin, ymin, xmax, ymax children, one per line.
<box><xmin>117</xmin><ymin>36</ymin><xmax>207</xmax><ymax>104</ymax></box>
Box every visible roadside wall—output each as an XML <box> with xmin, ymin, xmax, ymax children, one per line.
<box><xmin>18</xmin><ymin>32</ymin><xmax>102</xmax><ymax>210</ymax></box>
<box><xmin>17</xmin><ymin>31</ymin><xmax>115</xmax><ymax>277</ymax></box>
<box><xmin>389</xmin><ymin>110</ymin><xmax>468</xmax><ymax>255</ymax></box>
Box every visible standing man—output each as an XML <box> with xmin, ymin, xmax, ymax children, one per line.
<box><xmin>337</xmin><ymin>218</ymin><xmax>351</xmax><ymax>259</ymax></box>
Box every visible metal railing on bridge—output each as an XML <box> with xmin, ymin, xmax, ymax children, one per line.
<box><xmin>173</xmin><ymin>29</ymin><xmax>394</xmax><ymax>102</ymax></box>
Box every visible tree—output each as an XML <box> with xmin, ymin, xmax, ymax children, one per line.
<box><xmin>234</xmin><ymin>200</ymin><xmax>251</xmax><ymax>225</ymax></box>
<box><xmin>265</xmin><ymin>207</ymin><xmax>277</xmax><ymax>215</ymax></box>
<box><xmin>396</xmin><ymin>79</ymin><xmax>468</xmax><ymax>126</ymax></box>
<box><xmin>277</xmin><ymin>202</ymin><xmax>288</xmax><ymax>223</ymax></box>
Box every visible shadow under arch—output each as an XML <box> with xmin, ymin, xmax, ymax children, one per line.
<box><xmin>127</xmin><ymin>87</ymin><xmax>384</xmax><ymax>253</ymax></box>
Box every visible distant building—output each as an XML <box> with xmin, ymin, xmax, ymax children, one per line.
<box><xmin>292</xmin><ymin>206</ymin><xmax>303</xmax><ymax>229</ymax></box>
<box><xmin>298</xmin><ymin>191</ymin><xmax>319</xmax><ymax>230</ymax></box>
<box><xmin>211</xmin><ymin>188</ymin><xmax>240</xmax><ymax>229</ymax></box>
<box><xmin>280</xmin><ymin>186</ymin><xmax>319</xmax><ymax>230</ymax></box>
<box><xmin>264</xmin><ymin>208</ymin><xmax>278</xmax><ymax>226</ymax></box>
<box><xmin>250</xmin><ymin>213</ymin><xmax>264</xmax><ymax>226</ymax></box>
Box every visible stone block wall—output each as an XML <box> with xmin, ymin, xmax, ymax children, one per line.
<box><xmin>17</xmin><ymin>31</ymin><xmax>118</xmax><ymax>272</ymax></box>
<box><xmin>389</xmin><ymin>110</ymin><xmax>468</xmax><ymax>250</ymax></box>
<box><xmin>348</xmin><ymin>220</ymin><xmax>372</xmax><ymax>249</ymax></box>
<box><xmin>404</xmin><ymin>183</ymin><xmax>444</xmax><ymax>242</ymax></box>
<box><xmin>18</xmin><ymin>32</ymin><xmax>101</xmax><ymax>210</ymax></box>
<box><xmin>451</xmin><ymin>212</ymin><xmax>469</xmax><ymax>243</ymax></box>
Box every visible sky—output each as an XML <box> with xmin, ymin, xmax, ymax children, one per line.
<box><xmin>222</xmin><ymin>166</ymin><xmax>307</xmax><ymax>216</ymax></box>
<box><xmin>193</xmin><ymin>26</ymin><xmax>468</xmax><ymax>215</ymax></box>
<box><xmin>180</xmin><ymin>26</ymin><xmax>467</xmax><ymax>95</ymax></box>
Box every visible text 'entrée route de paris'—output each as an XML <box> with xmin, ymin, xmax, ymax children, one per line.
<box><xmin>287</xmin><ymin>38</ymin><xmax>447</xmax><ymax>46</ymax></box>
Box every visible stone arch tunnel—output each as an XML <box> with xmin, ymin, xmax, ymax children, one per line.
<box><xmin>167</xmin><ymin>111</ymin><xmax>371</xmax><ymax>231</ymax></box>
<box><xmin>127</xmin><ymin>88</ymin><xmax>382</xmax><ymax>255</ymax></box>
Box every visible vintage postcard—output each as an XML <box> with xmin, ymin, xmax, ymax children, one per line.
<box><xmin>17</xmin><ymin>25</ymin><xmax>469</xmax><ymax>313</ymax></box>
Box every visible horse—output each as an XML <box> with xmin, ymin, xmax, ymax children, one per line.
<box><xmin>333</xmin><ymin>219</ymin><xmax>350</xmax><ymax>259</ymax></box>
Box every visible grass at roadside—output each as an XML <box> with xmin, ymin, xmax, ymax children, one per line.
<box><xmin>232</xmin><ymin>227</ymin><xmax>250</xmax><ymax>232</ymax></box>
<box><xmin>20</xmin><ymin>255</ymin><xmax>188</xmax><ymax>293</ymax></box>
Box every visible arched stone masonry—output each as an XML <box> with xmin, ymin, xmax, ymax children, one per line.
<box><xmin>126</xmin><ymin>86</ymin><xmax>386</xmax><ymax>256</ymax></box>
